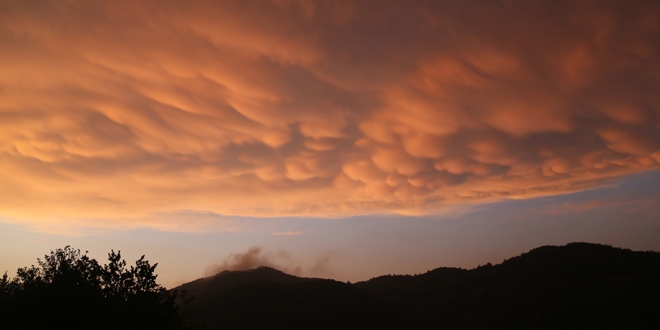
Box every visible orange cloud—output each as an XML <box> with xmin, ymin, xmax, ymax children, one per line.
<box><xmin>1</xmin><ymin>0</ymin><xmax>659</xmax><ymax>230</ymax></box>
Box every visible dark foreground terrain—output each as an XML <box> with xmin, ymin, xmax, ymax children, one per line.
<box><xmin>175</xmin><ymin>243</ymin><xmax>660</xmax><ymax>329</ymax></box>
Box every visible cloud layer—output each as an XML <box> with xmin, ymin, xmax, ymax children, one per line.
<box><xmin>1</xmin><ymin>0</ymin><xmax>659</xmax><ymax>227</ymax></box>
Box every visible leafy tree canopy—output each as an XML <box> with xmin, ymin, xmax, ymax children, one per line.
<box><xmin>0</xmin><ymin>246</ymin><xmax>193</xmax><ymax>330</ymax></box>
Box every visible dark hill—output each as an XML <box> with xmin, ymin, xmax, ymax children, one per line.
<box><xmin>174</xmin><ymin>243</ymin><xmax>660</xmax><ymax>329</ymax></box>
<box><xmin>356</xmin><ymin>242</ymin><xmax>660</xmax><ymax>328</ymax></box>
<box><xmin>177</xmin><ymin>266</ymin><xmax>306</xmax><ymax>301</ymax></box>
<box><xmin>175</xmin><ymin>267</ymin><xmax>389</xmax><ymax>329</ymax></box>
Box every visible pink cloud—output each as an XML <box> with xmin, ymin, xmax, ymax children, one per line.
<box><xmin>0</xmin><ymin>0</ymin><xmax>659</xmax><ymax>229</ymax></box>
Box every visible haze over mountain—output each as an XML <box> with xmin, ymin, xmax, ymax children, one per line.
<box><xmin>174</xmin><ymin>243</ymin><xmax>660</xmax><ymax>329</ymax></box>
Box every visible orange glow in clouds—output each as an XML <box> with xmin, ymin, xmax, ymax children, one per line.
<box><xmin>1</xmin><ymin>0</ymin><xmax>659</xmax><ymax>230</ymax></box>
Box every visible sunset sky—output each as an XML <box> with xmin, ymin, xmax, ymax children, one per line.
<box><xmin>1</xmin><ymin>0</ymin><xmax>660</xmax><ymax>288</ymax></box>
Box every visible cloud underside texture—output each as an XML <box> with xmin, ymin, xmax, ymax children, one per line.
<box><xmin>1</xmin><ymin>0</ymin><xmax>660</xmax><ymax>225</ymax></box>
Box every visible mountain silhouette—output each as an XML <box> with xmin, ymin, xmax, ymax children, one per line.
<box><xmin>174</xmin><ymin>243</ymin><xmax>660</xmax><ymax>329</ymax></box>
<box><xmin>178</xmin><ymin>266</ymin><xmax>307</xmax><ymax>299</ymax></box>
<box><xmin>176</xmin><ymin>266</ymin><xmax>388</xmax><ymax>329</ymax></box>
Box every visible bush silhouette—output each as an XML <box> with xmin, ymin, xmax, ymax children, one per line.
<box><xmin>0</xmin><ymin>246</ymin><xmax>191</xmax><ymax>330</ymax></box>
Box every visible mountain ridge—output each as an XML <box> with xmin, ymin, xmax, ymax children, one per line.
<box><xmin>174</xmin><ymin>243</ymin><xmax>660</xmax><ymax>329</ymax></box>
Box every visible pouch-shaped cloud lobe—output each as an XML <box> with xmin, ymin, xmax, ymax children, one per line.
<box><xmin>1</xmin><ymin>0</ymin><xmax>659</xmax><ymax>227</ymax></box>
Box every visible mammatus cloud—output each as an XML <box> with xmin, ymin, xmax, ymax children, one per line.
<box><xmin>1</xmin><ymin>0</ymin><xmax>659</xmax><ymax>229</ymax></box>
<box><xmin>204</xmin><ymin>246</ymin><xmax>334</xmax><ymax>278</ymax></box>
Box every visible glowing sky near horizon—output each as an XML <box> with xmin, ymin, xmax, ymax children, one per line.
<box><xmin>1</xmin><ymin>0</ymin><xmax>660</xmax><ymax>286</ymax></box>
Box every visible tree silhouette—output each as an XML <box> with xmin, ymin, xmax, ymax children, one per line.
<box><xmin>0</xmin><ymin>246</ymin><xmax>193</xmax><ymax>330</ymax></box>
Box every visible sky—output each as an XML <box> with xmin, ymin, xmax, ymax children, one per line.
<box><xmin>1</xmin><ymin>0</ymin><xmax>659</xmax><ymax>288</ymax></box>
